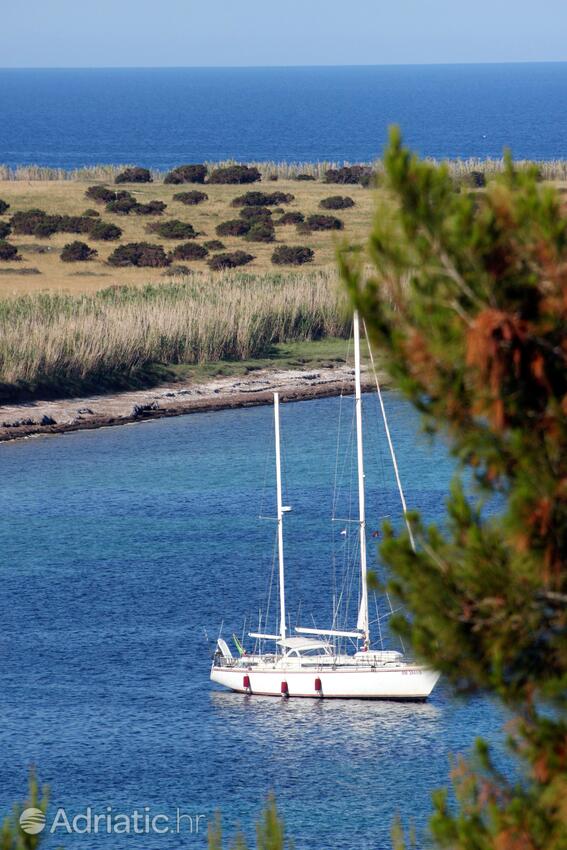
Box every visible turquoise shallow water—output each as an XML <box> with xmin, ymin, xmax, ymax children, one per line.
<box><xmin>0</xmin><ymin>395</ymin><xmax>505</xmax><ymax>848</ymax></box>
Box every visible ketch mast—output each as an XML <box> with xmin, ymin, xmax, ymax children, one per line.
<box><xmin>353</xmin><ymin>312</ymin><xmax>370</xmax><ymax>649</ymax></box>
<box><xmin>274</xmin><ymin>393</ymin><xmax>287</xmax><ymax>642</ymax></box>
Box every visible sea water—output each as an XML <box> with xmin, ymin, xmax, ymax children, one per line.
<box><xmin>0</xmin><ymin>394</ymin><xmax>506</xmax><ymax>849</ymax></box>
<box><xmin>0</xmin><ymin>63</ymin><xmax>566</xmax><ymax>168</ymax></box>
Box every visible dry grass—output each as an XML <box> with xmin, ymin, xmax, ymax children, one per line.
<box><xmin>2</xmin><ymin>158</ymin><xmax>567</xmax><ymax>182</ymax></box>
<box><xmin>0</xmin><ymin>178</ymin><xmax>374</xmax><ymax>295</ymax></box>
<box><xmin>0</xmin><ymin>269</ymin><xmax>348</xmax><ymax>395</ymax></box>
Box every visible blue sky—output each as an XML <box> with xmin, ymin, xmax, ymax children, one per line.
<box><xmin>1</xmin><ymin>0</ymin><xmax>567</xmax><ymax>68</ymax></box>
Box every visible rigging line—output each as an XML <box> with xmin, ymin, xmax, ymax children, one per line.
<box><xmin>263</xmin><ymin>528</ymin><xmax>278</xmax><ymax>642</ymax></box>
<box><xmin>363</xmin><ymin>320</ymin><xmax>416</xmax><ymax>552</ymax></box>
<box><xmin>374</xmin><ymin>593</ymin><xmax>384</xmax><ymax>651</ymax></box>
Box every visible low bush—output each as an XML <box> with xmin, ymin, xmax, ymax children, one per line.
<box><xmin>244</xmin><ymin>221</ymin><xmax>275</xmax><ymax>243</ymax></box>
<box><xmin>0</xmin><ymin>241</ymin><xmax>18</xmax><ymax>261</ymax></box>
<box><xmin>11</xmin><ymin>209</ymin><xmax>94</xmax><ymax>237</ymax></box>
<box><xmin>204</xmin><ymin>239</ymin><xmax>225</xmax><ymax>251</ymax></box>
<box><xmin>164</xmin><ymin>164</ymin><xmax>207</xmax><ymax>185</ymax></box>
<box><xmin>133</xmin><ymin>200</ymin><xmax>167</xmax><ymax>216</ymax></box>
<box><xmin>467</xmin><ymin>170</ymin><xmax>487</xmax><ymax>188</ymax></box>
<box><xmin>208</xmin><ymin>165</ymin><xmax>261</xmax><ymax>184</ymax></box>
<box><xmin>216</xmin><ymin>219</ymin><xmax>250</xmax><ymax>237</ymax></box>
<box><xmin>60</xmin><ymin>241</ymin><xmax>98</xmax><ymax>262</ymax></box>
<box><xmin>0</xmin><ymin>199</ymin><xmax>10</xmax><ymax>214</ymax></box>
<box><xmin>275</xmin><ymin>211</ymin><xmax>304</xmax><ymax>225</ymax></box>
<box><xmin>295</xmin><ymin>174</ymin><xmax>315</xmax><ymax>181</ymax></box>
<box><xmin>173</xmin><ymin>191</ymin><xmax>208</xmax><ymax>205</ymax></box>
<box><xmin>106</xmin><ymin>194</ymin><xmax>137</xmax><ymax>215</ymax></box>
<box><xmin>83</xmin><ymin>208</ymin><xmax>100</xmax><ymax>218</ymax></box>
<box><xmin>319</xmin><ymin>195</ymin><xmax>355</xmax><ymax>210</ymax></box>
<box><xmin>207</xmin><ymin>251</ymin><xmax>254</xmax><ymax>270</ymax></box>
<box><xmin>300</xmin><ymin>214</ymin><xmax>344</xmax><ymax>232</ymax></box>
<box><xmin>169</xmin><ymin>242</ymin><xmax>209</xmax><ymax>261</ymax></box>
<box><xmin>239</xmin><ymin>206</ymin><xmax>272</xmax><ymax>221</ymax></box>
<box><xmin>231</xmin><ymin>191</ymin><xmax>294</xmax><ymax>207</ymax></box>
<box><xmin>89</xmin><ymin>220</ymin><xmax>123</xmax><ymax>241</ymax></box>
<box><xmin>271</xmin><ymin>245</ymin><xmax>314</xmax><ymax>265</ymax></box>
<box><xmin>85</xmin><ymin>186</ymin><xmax>117</xmax><ymax>204</ymax></box>
<box><xmin>0</xmin><ymin>221</ymin><xmax>11</xmax><ymax>239</ymax></box>
<box><xmin>324</xmin><ymin>165</ymin><xmax>373</xmax><ymax>184</ymax></box>
<box><xmin>268</xmin><ymin>174</ymin><xmax>278</xmax><ymax>181</ymax></box>
<box><xmin>147</xmin><ymin>220</ymin><xmax>197</xmax><ymax>239</ymax></box>
<box><xmin>10</xmin><ymin>209</ymin><xmax>50</xmax><ymax>235</ymax></box>
<box><xmin>115</xmin><ymin>167</ymin><xmax>153</xmax><ymax>184</ymax></box>
<box><xmin>108</xmin><ymin>242</ymin><xmax>170</xmax><ymax>267</ymax></box>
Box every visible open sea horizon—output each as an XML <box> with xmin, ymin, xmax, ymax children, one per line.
<box><xmin>1</xmin><ymin>62</ymin><xmax>566</xmax><ymax>168</ymax></box>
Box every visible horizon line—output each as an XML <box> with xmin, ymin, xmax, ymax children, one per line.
<box><xmin>1</xmin><ymin>59</ymin><xmax>567</xmax><ymax>71</ymax></box>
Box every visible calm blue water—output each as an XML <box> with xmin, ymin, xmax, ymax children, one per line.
<box><xmin>0</xmin><ymin>64</ymin><xmax>566</xmax><ymax>168</ymax></box>
<box><xmin>0</xmin><ymin>395</ymin><xmax>506</xmax><ymax>849</ymax></box>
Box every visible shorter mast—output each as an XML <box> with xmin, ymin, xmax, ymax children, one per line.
<box><xmin>274</xmin><ymin>393</ymin><xmax>287</xmax><ymax>642</ymax></box>
<box><xmin>353</xmin><ymin>312</ymin><xmax>369</xmax><ymax>648</ymax></box>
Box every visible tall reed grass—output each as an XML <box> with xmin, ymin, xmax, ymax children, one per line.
<box><xmin>2</xmin><ymin>159</ymin><xmax>566</xmax><ymax>182</ymax></box>
<box><xmin>0</xmin><ymin>269</ymin><xmax>348</xmax><ymax>394</ymax></box>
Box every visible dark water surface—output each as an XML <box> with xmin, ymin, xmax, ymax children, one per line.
<box><xmin>0</xmin><ymin>64</ymin><xmax>566</xmax><ymax>168</ymax></box>
<box><xmin>0</xmin><ymin>395</ymin><xmax>505</xmax><ymax>848</ymax></box>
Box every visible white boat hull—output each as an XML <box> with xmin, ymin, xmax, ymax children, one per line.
<box><xmin>211</xmin><ymin>664</ymin><xmax>440</xmax><ymax>700</ymax></box>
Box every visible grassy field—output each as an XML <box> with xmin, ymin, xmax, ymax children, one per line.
<box><xmin>0</xmin><ymin>177</ymin><xmax>376</xmax><ymax>295</ymax></box>
<box><xmin>0</xmin><ymin>269</ymin><xmax>349</xmax><ymax>401</ymax></box>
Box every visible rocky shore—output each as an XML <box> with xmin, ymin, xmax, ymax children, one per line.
<box><xmin>0</xmin><ymin>365</ymin><xmax>379</xmax><ymax>443</ymax></box>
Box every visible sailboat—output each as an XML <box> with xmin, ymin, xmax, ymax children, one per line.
<box><xmin>210</xmin><ymin>312</ymin><xmax>440</xmax><ymax>700</ymax></box>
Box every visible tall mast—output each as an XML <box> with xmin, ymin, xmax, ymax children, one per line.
<box><xmin>353</xmin><ymin>312</ymin><xmax>369</xmax><ymax>648</ymax></box>
<box><xmin>273</xmin><ymin>393</ymin><xmax>287</xmax><ymax>642</ymax></box>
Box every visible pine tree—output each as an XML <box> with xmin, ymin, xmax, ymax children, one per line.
<box><xmin>339</xmin><ymin>128</ymin><xmax>567</xmax><ymax>849</ymax></box>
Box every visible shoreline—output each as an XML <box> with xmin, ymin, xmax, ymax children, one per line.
<box><xmin>0</xmin><ymin>365</ymin><xmax>380</xmax><ymax>443</ymax></box>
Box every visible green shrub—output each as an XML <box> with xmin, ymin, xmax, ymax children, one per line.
<box><xmin>204</xmin><ymin>239</ymin><xmax>225</xmax><ymax>251</ymax></box>
<box><xmin>108</xmin><ymin>242</ymin><xmax>170</xmax><ymax>267</ymax></box>
<box><xmin>319</xmin><ymin>195</ymin><xmax>355</xmax><ymax>210</ymax></box>
<box><xmin>11</xmin><ymin>210</ymin><xmax>93</xmax><ymax>237</ymax></box>
<box><xmin>173</xmin><ymin>191</ymin><xmax>208</xmax><ymax>205</ymax></box>
<box><xmin>85</xmin><ymin>185</ymin><xmax>116</xmax><ymax>204</ymax></box>
<box><xmin>169</xmin><ymin>242</ymin><xmax>209</xmax><ymax>261</ymax></box>
<box><xmin>275</xmin><ymin>211</ymin><xmax>304</xmax><ymax>225</ymax></box>
<box><xmin>271</xmin><ymin>245</ymin><xmax>314</xmax><ymax>265</ymax></box>
<box><xmin>133</xmin><ymin>200</ymin><xmax>167</xmax><ymax>215</ymax></box>
<box><xmin>106</xmin><ymin>194</ymin><xmax>137</xmax><ymax>215</ymax></box>
<box><xmin>164</xmin><ymin>164</ymin><xmax>207</xmax><ymax>184</ymax></box>
<box><xmin>115</xmin><ymin>167</ymin><xmax>153</xmax><ymax>184</ymax></box>
<box><xmin>244</xmin><ymin>221</ymin><xmax>275</xmax><ymax>242</ymax></box>
<box><xmin>10</xmin><ymin>209</ymin><xmax>49</xmax><ymax>235</ymax></box>
<box><xmin>324</xmin><ymin>165</ymin><xmax>372</xmax><ymax>184</ymax></box>
<box><xmin>0</xmin><ymin>221</ymin><xmax>11</xmax><ymax>239</ymax></box>
<box><xmin>147</xmin><ymin>220</ymin><xmax>197</xmax><ymax>239</ymax></box>
<box><xmin>468</xmin><ymin>170</ymin><xmax>487</xmax><ymax>188</ymax></box>
<box><xmin>208</xmin><ymin>165</ymin><xmax>261</xmax><ymax>184</ymax></box>
<box><xmin>60</xmin><ymin>241</ymin><xmax>98</xmax><ymax>262</ymax></box>
<box><xmin>216</xmin><ymin>219</ymin><xmax>250</xmax><ymax>237</ymax></box>
<box><xmin>207</xmin><ymin>250</ymin><xmax>254</xmax><ymax>270</ymax></box>
<box><xmin>295</xmin><ymin>173</ymin><xmax>315</xmax><ymax>181</ymax></box>
<box><xmin>0</xmin><ymin>199</ymin><xmax>10</xmax><ymax>214</ymax></box>
<box><xmin>231</xmin><ymin>191</ymin><xmax>294</xmax><ymax>207</ymax></box>
<box><xmin>239</xmin><ymin>206</ymin><xmax>272</xmax><ymax>221</ymax></box>
<box><xmin>89</xmin><ymin>220</ymin><xmax>123</xmax><ymax>241</ymax></box>
<box><xmin>0</xmin><ymin>241</ymin><xmax>18</xmax><ymax>261</ymax></box>
<box><xmin>83</xmin><ymin>208</ymin><xmax>100</xmax><ymax>218</ymax></box>
<box><xmin>301</xmin><ymin>214</ymin><xmax>343</xmax><ymax>231</ymax></box>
